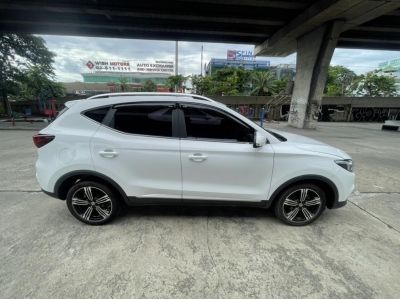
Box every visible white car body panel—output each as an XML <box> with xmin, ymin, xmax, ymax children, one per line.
<box><xmin>180</xmin><ymin>140</ymin><xmax>274</xmax><ymax>201</ymax></box>
<box><xmin>36</xmin><ymin>106</ymin><xmax>100</xmax><ymax>192</ymax></box>
<box><xmin>269</xmin><ymin>144</ymin><xmax>354</xmax><ymax>203</ymax></box>
<box><xmin>90</xmin><ymin>125</ymin><xmax>182</xmax><ymax>199</ymax></box>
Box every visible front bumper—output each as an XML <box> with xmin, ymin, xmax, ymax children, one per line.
<box><xmin>330</xmin><ymin>181</ymin><xmax>354</xmax><ymax>209</ymax></box>
<box><xmin>330</xmin><ymin>200</ymin><xmax>347</xmax><ymax>209</ymax></box>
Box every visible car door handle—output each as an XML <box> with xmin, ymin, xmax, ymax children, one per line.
<box><xmin>188</xmin><ymin>153</ymin><xmax>207</xmax><ymax>162</ymax></box>
<box><xmin>99</xmin><ymin>149</ymin><xmax>118</xmax><ymax>158</ymax></box>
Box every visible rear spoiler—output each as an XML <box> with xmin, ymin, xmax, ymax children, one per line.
<box><xmin>64</xmin><ymin>100</ymin><xmax>82</xmax><ymax>108</ymax></box>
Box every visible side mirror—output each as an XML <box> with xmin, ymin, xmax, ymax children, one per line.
<box><xmin>253</xmin><ymin>131</ymin><xmax>267</xmax><ymax>148</ymax></box>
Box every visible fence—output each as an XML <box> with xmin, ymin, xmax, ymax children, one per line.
<box><xmin>211</xmin><ymin>96</ymin><xmax>400</xmax><ymax>122</ymax></box>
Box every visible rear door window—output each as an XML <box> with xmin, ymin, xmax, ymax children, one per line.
<box><xmin>112</xmin><ymin>104</ymin><xmax>173</xmax><ymax>137</ymax></box>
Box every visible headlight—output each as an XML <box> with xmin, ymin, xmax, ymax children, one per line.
<box><xmin>335</xmin><ymin>159</ymin><xmax>353</xmax><ymax>172</ymax></box>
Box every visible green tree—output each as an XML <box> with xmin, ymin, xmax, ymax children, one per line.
<box><xmin>191</xmin><ymin>75</ymin><xmax>214</xmax><ymax>95</ymax></box>
<box><xmin>325</xmin><ymin>65</ymin><xmax>358</xmax><ymax>96</ymax></box>
<box><xmin>166</xmin><ymin>75</ymin><xmax>186</xmax><ymax>92</ymax></box>
<box><xmin>213</xmin><ymin>67</ymin><xmax>250</xmax><ymax>95</ymax></box>
<box><xmin>142</xmin><ymin>80</ymin><xmax>157</xmax><ymax>92</ymax></box>
<box><xmin>18</xmin><ymin>66</ymin><xmax>65</xmax><ymax>102</ymax></box>
<box><xmin>250</xmin><ymin>71</ymin><xmax>276</xmax><ymax>96</ymax></box>
<box><xmin>0</xmin><ymin>34</ymin><xmax>56</xmax><ymax>116</ymax></box>
<box><xmin>274</xmin><ymin>77</ymin><xmax>289</xmax><ymax>95</ymax></box>
<box><xmin>118</xmin><ymin>77</ymin><xmax>130</xmax><ymax>92</ymax></box>
<box><xmin>192</xmin><ymin>67</ymin><xmax>251</xmax><ymax>96</ymax></box>
<box><xmin>356</xmin><ymin>71</ymin><xmax>397</xmax><ymax>97</ymax></box>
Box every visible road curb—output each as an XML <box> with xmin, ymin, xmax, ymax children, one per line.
<box><xmin>0</xmin><ymin>128</ymin><xmax>41</xmax><ymax>131</ymax></box>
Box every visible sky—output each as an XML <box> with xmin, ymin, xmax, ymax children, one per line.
<box><xmin>40</xmin><ymin>35</ymin><xmax>400</xmax><ymax>82</ymax></box>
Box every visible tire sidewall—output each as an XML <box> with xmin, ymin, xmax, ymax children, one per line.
<box><xmin>274</xmin><ymin>183</ymin><xmax>326</xmax><ymax>226</ymax></box>
<box><xmin>66</xmin><ymin>181</ymin><xmax>119</xmax><ymax>225</ymax></box>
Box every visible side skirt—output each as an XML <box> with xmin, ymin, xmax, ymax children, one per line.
<box><xmin>127</xmin><ymin>197</ymin><xmax>272</xmax><ymax>209</ymax></box>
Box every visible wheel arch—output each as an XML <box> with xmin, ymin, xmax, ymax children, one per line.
<box><xmin>54</xmin><ymin>170</ymin><xmax>130</xmax><ymax>204</ymax></box>
<box><xmin>268</xmin><ymin>175</ymin><xmax>339</xmax><ymax>209</ymax></box>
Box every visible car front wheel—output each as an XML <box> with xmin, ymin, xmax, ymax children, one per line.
<box><xmin>274</xmin><ymin>184</ymin><xmax>326</xmax><ymax>226</ymax></box>
<box><xmin>66</xmin><ymin>181</ymin><xmax>119</xmax><ymax>225</ymax></box>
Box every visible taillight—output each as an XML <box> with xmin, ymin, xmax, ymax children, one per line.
<box><xmin>33</xmin><ymin>134</ymin><xmax>55</xmax><ymax>148</ymax></box>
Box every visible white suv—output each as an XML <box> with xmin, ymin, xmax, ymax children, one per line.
<box><xmin>34</xmin><ymin>93</ymin><xmax>354</xmax><ymax>226</ymax></box>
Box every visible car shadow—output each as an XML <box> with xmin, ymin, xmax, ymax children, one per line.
<box><xmin>116</xmin><ymin>204</ymin><xmax>275</xmax><ymax>220</ymax></box>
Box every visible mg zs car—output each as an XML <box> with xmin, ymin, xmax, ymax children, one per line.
<box><xmin>34</xmin><ymin>93</ymin><xmax>354</xmax><ymax>226</ymax></box>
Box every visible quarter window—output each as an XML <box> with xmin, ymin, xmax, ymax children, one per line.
<box><xmin>84</xmin><ymin>107</ymin><xmax>109</xmax><ymax>123</ymax></box>
<box><xmin>112</xmin><ymin>105</ymin><xmax>173</xmax><ymax>137</ymax></box>
<box><xmin>183</xmin><ymin>106</ymin><xmax>254</xmax><ymax>142</ymax></box>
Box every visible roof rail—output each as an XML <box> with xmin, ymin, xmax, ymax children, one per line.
<box><xmin>87</xmin><ymin>92</ymin><xmax>214</xmax><ymax>102</ymax></box>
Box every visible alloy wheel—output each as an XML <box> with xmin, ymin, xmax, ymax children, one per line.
<box><xmin>71</xmin><ymin>186</ymin><xmax>113</xmax><ymax>222</ymax></box>
<box><xmin>282</xmin><ymin>188</ymin><xmax>322</xmax><ymax>223</ymax></box>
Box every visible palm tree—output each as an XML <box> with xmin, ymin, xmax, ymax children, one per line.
<box><xmin>251</xmin><ymin>71</ymin><xmax>276</xmax><ymax>96</ymax></box>
<box><xmin>166</xmin><ymin>75</ymin><xmax>187</xmax><ymax>92</ymax></box>
<box><xmin>118</xmin><ymin>77</ymin><xmax>130</xmax><ymax>92</ymax></box>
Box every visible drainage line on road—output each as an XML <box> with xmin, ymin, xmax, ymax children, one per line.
<box><xmin>0</xmin><ymin>190</ymin><xmax>42</xmax><ymax>193</ymax></box>
<box><xmin>349</xmin><ymin>200</ymin><xmax>400</xmax><ymax>234</ymax></box>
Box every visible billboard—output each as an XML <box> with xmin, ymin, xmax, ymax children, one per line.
<box><xmin>227</xmin><ymin>50</ymin><xmax>255</xmax><ymax>61</ymax></box>
<box><xmin>135</xmin><ymin>61</ymin><xmax>174</xmax><ymax>74</ymax></box>
<box><xmin>86</xmin><ymin>60</ymin><xmax>131</xmax><ymax>72</ymax></box>
<box><xmin>85</xmin><ymin>60</ymin><xmax>174</xmax><ymax>74</ymax></box>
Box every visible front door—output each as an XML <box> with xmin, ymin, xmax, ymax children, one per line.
<box><xmin>179</xmin><ymin>104</ymin><xmax>274</xmax><ymax>202</ymax></box>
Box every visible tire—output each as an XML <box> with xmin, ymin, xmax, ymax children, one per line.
<box><xmin>274</xmin><ymin>183</ymin><xmax>326</xmax><ymax>226</ymax></box>
<box><xmin>66</xmin><ymin>181</ymin><xmax>119</xmax><ymax>225</ymax></box>
<box><xmin>382</xmin><ymin>125</ymin><xmax>399</xmax><ymax>131</ymax></box>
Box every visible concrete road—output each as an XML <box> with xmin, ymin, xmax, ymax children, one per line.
<box><xmin>0</xmin><ymin>124</ymin><xmax>399</xmax><ymax>298</ymax></box>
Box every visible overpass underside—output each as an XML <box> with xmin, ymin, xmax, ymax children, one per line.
<box><xmin>1</xmin><ymin>0</ymin><xmax>400</xmax><ymax>128</ymax></box>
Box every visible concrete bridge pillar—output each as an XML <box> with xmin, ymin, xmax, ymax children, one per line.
<box><xmin>288</xmin><ymin>20</ymin><xmax>344</xmax><ymax>129</ymax></box>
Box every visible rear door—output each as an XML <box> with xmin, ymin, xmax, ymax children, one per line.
<box><xmin>90</xmin><ymin>102</ymin><xmax>182</xmax><ymax>199</ymax></box>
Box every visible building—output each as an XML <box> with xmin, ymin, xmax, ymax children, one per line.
<box><xmin>205</xmin><ymin>50</ymin><xmax>295</xmax><ymax>80</ymax></box>
<box><xmin>377</xmin><ymin>58</ymin><xmax>400</xmax><ymax>92</ymax></box>
<box><xmin>204</xmin><ymin>59</ymin><xmax>296</xmax><ymax>82</ymax></box>
<box><xmin>205</xmin><ymin>49</ymin><xmax>269</xmax><ymax>75</ymax></box>
<box><xmin>65</xmin><ymin>59</ymin><xmax>175</xmax><ymax>96</ymax></box>
<box><xmin>205</xmin><ymin>58</ymin><xmax>272</xmax><ymax>75</ymax></box>
<box><xmin>274</xmin><ymin>64</ymin><xmax>296</xmax><ymax>80</ymax></box>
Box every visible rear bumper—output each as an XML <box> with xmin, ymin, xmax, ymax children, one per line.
<box><xmin>41</xmin><ymin>189</ymin><xmax>61</xmax><ymax>200</ymax></box>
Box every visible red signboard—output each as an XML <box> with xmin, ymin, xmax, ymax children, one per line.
<box><xmin>227</xmin><ymin>50</ymin><xmax>236</xmax><ymax>60</ymax></box>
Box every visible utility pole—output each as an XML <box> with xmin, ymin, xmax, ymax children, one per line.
<box><xmin>200</xmin><ymin>44</ymin><xmax>203</xmax><ymax>76</ymax></box>
<box><xmin>175</xmin><ymin>41</ymin><xmax>178</xmax><ymax>92</ymax></box>
<box><xmin>175</xmin><ymin>41</ymin><xmax>178</xmax><ymax>76</ymax></box>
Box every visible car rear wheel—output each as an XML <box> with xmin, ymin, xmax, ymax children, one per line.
<box><xmin>66</xmin><ymin>181</ymin><xmax>119</xmax><ymax>225</ymax></box>
<box><xmin>274</xmin><ymin>184</ymin><xmax>326</xmax><ymax>226</ymax></box>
